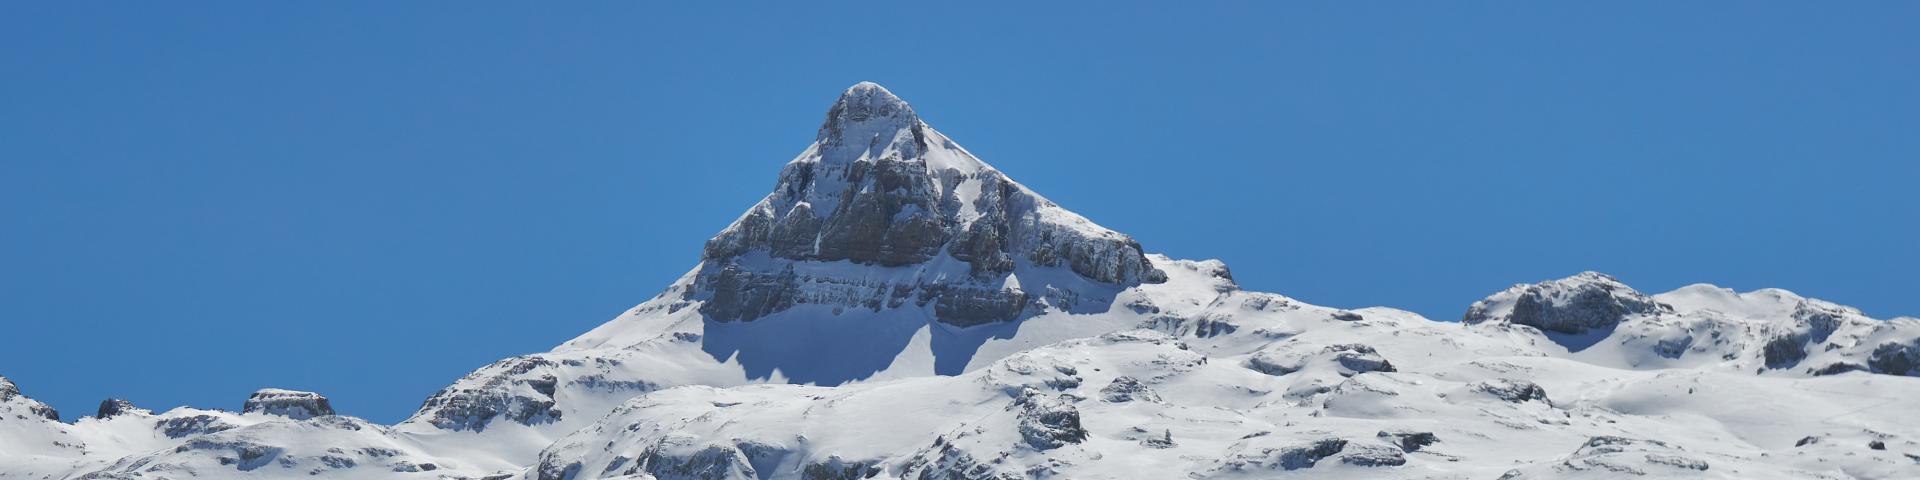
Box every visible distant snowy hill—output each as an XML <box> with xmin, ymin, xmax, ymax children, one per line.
<box><xmin>3</xmin><ymin>83</ymin><xmax>1916</xmax><ymax>479</ymax></box>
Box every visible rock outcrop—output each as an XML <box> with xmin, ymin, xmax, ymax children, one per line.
<box><xmin>95</xmin><ymin>398</ymin><xmax>148</xmax><ymax>419</ymax></box>
<box><xmin>1012</xmin><ymin>388</ymin><xmax>1087</xmax><ymax>450</ymax></box>
<box><xmin>1470</xmin><ymin>378</ymin><xmax>1552</xmax><ymax>405</ymax></box>
<box><xmin>1463</xmin><ymin>272</ymin><xmax>1672</xmax><ymax>334</ymax></box>
<box><xmin>1870</xmin><ymin>341</ymin><xmax>1920</xmax><ymax>376</ymax></box>
<box><xmin>241</xmin><ymin>388</ymin><xmax>335</xmax><ymax>420</ymax></box>
<box><xmin>413</xmin><ymin>356</ymin><xmax>566</xmax><ymax>432</ymax></box>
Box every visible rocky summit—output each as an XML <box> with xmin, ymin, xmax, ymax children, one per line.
<box><xmin>241</xmin><ymin>389</ymin><xmax>335</xmax><ymax>420</ymax></box>
<box><xmin>2</xmin><ymin>83</ymin><xmax>1918</xmax><ymax>479</ymax></box>
<box><xmin>697</xmin><ymin>82</ymin><xmax>1163</xmax><ymax>327</ymax></box>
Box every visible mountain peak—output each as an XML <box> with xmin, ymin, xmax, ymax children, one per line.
<box><xmin>818</xmin><ymin>81</ymin><xmax>920</xmax><ymax>146</ymax></box>
<box><xmin>837</xmin><ymin>81</ymin><xmax>907</xmax><ymax>111</ymax></box>
<box><xmin>694</xmin><ymin>83</ymin><xmax>1164</xmax><ymax>327</ymax></box>
<box><xmin>843</xmin><ymin>81</ymin><xmax>898</xmax><ymax>98</ymax></box>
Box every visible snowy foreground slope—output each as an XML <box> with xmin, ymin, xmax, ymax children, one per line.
<box><xmin>3</xmin><ymin>83</ymin><xmax>1918</xmax><ymax>479</ymax></box>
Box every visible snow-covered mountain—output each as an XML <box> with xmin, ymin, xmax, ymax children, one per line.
<box><xmin>3</xmin><ymin>83</ymin><xmax>1917</xmax><ymax>479</ymax></box>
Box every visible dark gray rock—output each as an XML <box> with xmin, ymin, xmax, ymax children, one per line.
<box><xmin>176</xmin><ymin>438</ymin><xmax>285</xmax><ymax>472</ymax></box>
<box><xmin>1140</xmin><ymin>429</ymin><xmax>1176</xmax><ymax>449</ymax></box>
<box><xmin>1246</xmin><ymin>353</ymin><xmax>1301</xmax><ymax>376</ymax></box>
<box><xmin>96</xmin><ymin>398</ymin><xmax>147</xmax><ymax>419</ymax></box>
<box><xmin>1762</xmin><ymin>334</ymin><xmax>1810</xmax><ymax>369</ymax></box>
<box><xmin>532</xmin><ymin>455</ymin><xmax>580</xmax><ymax>480</ymax></box>
<box><xmin>1581</xmin><ymin>436</ymin><xmax>1652</xmax><ymax>453</ymax></box>
<box><xmin>1808</xmin><ymin>362</ymin><xmax>1868</xmax><ymax>376</ymax></box>
<box><xmin>390</xmin><ymin>461</ymin><xmax>438</xmax><ymax>472</ymax></box>
<box><xmin>699</xmin><ymin>261</ymin><xmax>800</xmax><ymax>322</ymax></box>
<box><xmin>800</xmin><ymin>456</ymin><xmax>883</xmax><ymax>480</ymax></box>
<box><xmin>898</xmin><ymin>435</ymin><xmax>1023</xmax><ymax>480</ymax></box>
<box><xmin>1377</xmin><ymin>430</ymin><xmax>1440</xmax><ymax>452</ymax></box>
<box><xmin>1277</xmin><ymin>438</ymin><xmax>1348</xmax><ymax>470</ymax></box>
<box><xmin>929</xmin><ymin>285</ymin><xmax>1030</xmax><ymax>327</ymax></box>
<box><xmin>1099</xmin><ymin>376</ymin><xmax>1160</xmax><ymax>403</ymax></box>
<box><xmin>1471</xmin><ymin>378</ymin><xmax>1552</xmax><ymax>405</ymax></box>
<box><xmin>1654</xmin><ymin>335</ymin><xmax>1695</xmax><ymax>359</ymax></box>
<box><xmin>635</xmin><ymin>441</ymin><xmax>757</xmax><ymax>480</ymax></box>
<box><xmin>1793</xmin><ymin>303</ymin><xmax>1848</xmax><ymax>343</ymax></box>
<box><xmin>158</xmin><ymin>414</ymin><xmax>239</xmax><ymax>438</ymax></box>
<box><xmin>1012</xmin><ymin>388</ymin><xmax>1087</xmax><ymax>450</ymax></box>
<box><xmin>416</xmin><ymin>357</ymin><xmax>563</xmax><ymax>432</ymax></box>
<box><xmin>1869</xmin><ymin>341</ymin><xmax>1920</xmax><ymax>376</ymax></box>
<box><xmin>1327</xmin><ymin>344</ymin><xmax>1397</xmax><ymax>376</ymax></box>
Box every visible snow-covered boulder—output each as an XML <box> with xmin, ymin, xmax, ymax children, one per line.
<box><xmin>1098</xmin><ymin>376</ymin><xmax>1160</xmax><ymax>403</ymax></box>
<box><xmin>1011</xmin><ymin>387</ymin><xmax>1087</xmax><ymax>450</ymax></box>
<box><xmin>1468</xmin><ymin>378</ymin><xmax>1552</xmax><ymax>405</ymax></box>
<box><xmin>1464</xmin><ymin>272</ymin><xmax>1672</xmax><ymax>334</ymax></box>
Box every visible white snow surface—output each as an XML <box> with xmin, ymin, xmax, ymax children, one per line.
<box><xmin>2</xmin><ymin>83</ymin><xmax>1916</xmax><ymax>479</ymax></box>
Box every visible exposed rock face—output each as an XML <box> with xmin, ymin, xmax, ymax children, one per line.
<box><xmin>1809</xmin><ymin>362</ymin><xmax>1869</xmax><ymax>376</ymax></box>
<box><xmin>1012</xmin><ymin>388</ymin><xmax>1087</xmax><ymax>450</ymax></box>
<box><xmin>1471</xmin><ymin>378</ymin><xmax>1552</xmax><ymax>405</ymax></box>
<box><xmin>1277</xmin><ymin>438</ymin><xmax>1349</xmax><ymax>470</ymax></box>
<box><xmin>1464</xmin><ymin>272</ymin><xmax>1673</xmax><ymax>334</ymax></box>
<box><xmin>1762</xmin><ymin>333</ymin><xmax>1811</xmax><ymax>369</ymax></box>
<box><xmin>1326</xmin><ymin>344</ymin><xmax>1397</xmax><ymax>376</ymax></box>
<box><xmin>548</xmin><ymin>434</ymin><xmax>759</xmax><ymax>480</ymax></box>
<box><xmin>241</xmin><ymin>389</ymin><xmax>334</xmax><ymax>420</ymax></box>
<box><xmin>1763</xmin><ymin>302</ymin><xmax>1859</xmax><ymax>370</ymax></box>
<box><xmin>1869</xmin><ymin>341</ymin><xmax>1920</xmax><ymax>376</ymax></box>
<box><xmin>1098</xmin><ymin>376</ymin><xmax>1160</xmax><ymax>403</ymax></box>
<box><xmin>1378</xmin><ymin>430</ymin><xmax>1439</xmax><ymax>452</ymax></box>
<box><xmin>1216</xmin><ymin>437</ymin><xmax>1349</xmax><ymax>472</ymax></box>
<box><xmin>176</xmin><ymin>437</ymin><xmax>286</xmax><ymax>472</ymax></box>
<box><xmin>798</xmin><ymin>457</ymin><xmax>882</xmax><ymax>480</ymax></box>
<box><xmin>158</xmin><ymin>413</ymin><xmax>240</xmax><ymax>438</ymax></box>
<box><xmin>899</xmin><ymin>437</ymin><xmax>1020</xmax><ymax>480</ymax></box>
<box><xmin>693</xmin><ymin>82</ymin><xmax>1163</xmax><ymax>327</ymax></box>
<box><xmin>95</xmin><ymin>398</ymin><xmax>149</xmax><ymax>419</ymax></box>
<box><xmin>414</xmin><ymin>357</ymin><xmax>564</xmax><ymax>432</ymax></box>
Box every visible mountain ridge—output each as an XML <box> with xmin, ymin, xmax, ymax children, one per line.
<box><xmin>2</xmin><ymin>82</ymin><xmax>1916</xmax><ymax>479</ymax></box>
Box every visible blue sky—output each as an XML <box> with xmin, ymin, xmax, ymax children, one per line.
<box><xmin>2</xmin><ymin>2</ymin><xmax>1914</xmax><ymax>423</ymax></box>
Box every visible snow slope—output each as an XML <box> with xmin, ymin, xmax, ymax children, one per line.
<box><xmin>1</xmin><ymin>83</ymin><xmax>1916</xmax><ymax>479</ymax></box>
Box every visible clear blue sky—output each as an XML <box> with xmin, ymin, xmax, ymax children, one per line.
<box><xmin>3</xmin><ymin>2</ymin><xmax>1914</xmax><ymax>424</ymax></box>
